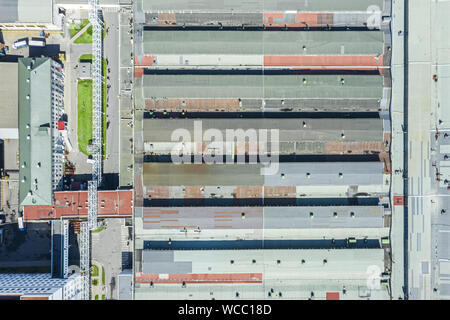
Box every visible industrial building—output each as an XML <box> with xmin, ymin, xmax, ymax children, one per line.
<box><xmin>0</xmin><ymin>273</ymin><xmax>82</xmax><ymax>300</ymax></box>
<box><xmin>18</xmin><ymin>57</ymin><xmax>65</xmax><ymax>206</ymax></box>
<box><xmin>133</xmin><ymin>249</ymin><xmax>390</xmax><ymax>300</ymax></box>
<box><xmin>0</xmin><ymin>0</ymin><xmax>62</xmax><ymax>30</ymax></box>
<box><xmin>131</xmin><ymin>0</ymin><xmax>394</xmax><ymax>300</ymax></box>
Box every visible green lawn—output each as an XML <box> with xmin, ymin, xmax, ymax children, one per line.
<box><xmin>91</xmin><ymin>265</ymin><xmax>99</xmax><ymax>277</ymax></box>
<box><xmin>102</xmin><ymin>295</ymin><xmax>106</xmax><ymax>300</ymax></box>
<box><xmin>77</xmin><ymin>79</ymin><xmax>93</xmax><ymax>156</ymax></box>
<box><xmin>70</xmin><ymin>19</ymin><xmax>90</xmax><ymax>39</ymax></box>
<box><xmin>95</xmin><ymin>295</ymin><xmax>99</xmax><ymax>300</ymax></box>
<box><xmin>101</xmin><ymin>266</ymin><xmax>105</xmax><ymax>285</ymax></box>
<box><xmin>91</xmin><ymin>226</ymin><xmax>104</xmax><ymax>233</ymax></box>
<box><xmin>74</xmin><ymin>24</ymin><xmax>106</xmax><ymax>44</ymax></box>
<box><xmin>92</xmin><ymin>279</ymin><xmax>98</xmax><ymax>286</ymax></box>
<box><xmin>76</xmin><ymin>55</ymin><xmax>107</xmax><ymax>158</ymax></box>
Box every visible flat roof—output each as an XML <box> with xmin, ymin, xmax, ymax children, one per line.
<box><xmin>18</xmin><ymin>57</ymin><xmax>53</xmax><ymax>206</ymax></box>
<box><xmin>139</xmin><ymin>248</ymin><xmax>385</xmax><ymax>277</ymax></box>
<box><xmin>0</xmin><ymin>62</ymin><xmax>18</xmax><ymax>132</ymax></box>
<box><xmin>23</xmin><ymin>190</ymin><xmax>133</xmax><ymax>220</ymax></box>
<box><xmin>143</xmin><ymin>31</ymin><xmax>384</xmax><ymax>55</ymax></box>
<box><xmin>143</xmin><ymin>74</ymin><xmax>383</xmax><ymax>99</ymax></box>
<box><xmin>0</xmin><ymin>0</ymin><xmax>53</xmax><ymax>23</ymax></box>
<box><xmin>143</xmin><ymin>162</ymin><xmax>384</xmax><ymax>186</ymax></box>
<box><xmin>141</xmin><ymin>0</ymin><xmax>385</xmax><ymax>12</ymax></box>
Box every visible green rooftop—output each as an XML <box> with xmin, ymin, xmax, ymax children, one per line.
<box><xmin>18</xmin><ymin>57</ymin><xmax>53</xmax><ymax>206</ymax></box>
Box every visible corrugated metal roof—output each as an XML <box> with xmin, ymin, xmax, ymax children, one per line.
<box><xmin>140</xmin><ymin>206</ymin><xmax>385</xmax><ymax>231</ymax></box>
<box><xmin>144</xmin><ymin>118</ymin><xmax>384</xmax><ymax>142</ymax></box>
<box><xmin>143</xmin><ymin>74</ymin><xmax>383</xmax><ymax>99</ymax></box>
<box><xmin>143</xmin><ymin>162</ymin><xmax>384</xmax><ymax>186</ymax></box>
<box><xmin>143</xmin><ymin>30</ymin><xmax>384</xmax><ymax>55</ymax></box>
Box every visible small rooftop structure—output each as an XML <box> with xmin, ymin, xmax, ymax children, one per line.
<box><xmin>78</xmin><ymin>61</ymin><xmax>91</xmax><ymax>79</ymax></box>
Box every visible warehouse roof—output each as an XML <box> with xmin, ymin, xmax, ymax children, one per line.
<box><xmin>0</xmin><ymin>0</ymin><xmax>53</xmax><ymax>23</ymax></box>
<box><xmin>143</xmin><ymin>31</ymin><xmax>384</xmax><ymax>55</ymax></box>
<box><xmin>143</xmin><ymin>74</ymin><xmax>383</xmax><ymax>99</ymax></box>
<box><xmin>18</xmin><ymin>57</ymin><xmax>53</xmax><ymax>206</ymax></box>
<box><xmin>0</xmin><ymin>62</ymin><xmax>18</xmax><ymax>138</ymax></box>
<box><xmin>141</xmin><ymin>0</ymin><xmax>385</xmax><ymax>12</ymax></box>
<box><xmin>143</xmin><ymin>162</ymin><xmax>384</xmax><ymax>186</ymax></box>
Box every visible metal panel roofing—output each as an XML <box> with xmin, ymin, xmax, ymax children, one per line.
<box><xmin>144</xmin><ymin>118</ymin><xmax>384</xmax><ymax>142</ymax></box>
<box><xmin>143</xmin><ymin>74</ymin><xmax>384</xmax><ymax>99</ymax></box>
<box><xmin>18</xmin><ymin>57</ymin><xmax>53</xmax><ymax>206</ymax></box>
<box><xmin>143</xmin><ymin>162</ymin><xmax>384</xmax><ymax>186</ymax></box>
<box><xmin>142</xmin><ymin>0</ymin><xmax>384</xmax><ymax>12</ymax></box>
<box><xmin>143</xmin><ymin>31</ymin><xmax>384</xmax><ymax>55</ymax></box>
<box><xmin>140</xmin><ymin>206</ymin><xmax>385</xmax><ymax>230</ymax></box>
